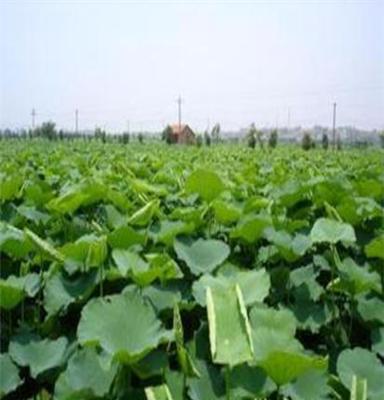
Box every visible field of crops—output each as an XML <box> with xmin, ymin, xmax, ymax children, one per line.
<box><xmin>0</xmin><ymin>140</ymin><xmax>383</xmax><ymax>400</ymax></box>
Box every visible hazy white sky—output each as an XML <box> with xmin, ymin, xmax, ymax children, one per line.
<box><xmin>0</xmin><ymin>0</ymin><xmax>383</xmax><ymax>132</ymax></box>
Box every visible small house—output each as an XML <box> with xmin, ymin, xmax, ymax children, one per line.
<box><xmin>170</xmin><ymin>124</ymin><xmax>196</xmax><ymax>144</ymax></box>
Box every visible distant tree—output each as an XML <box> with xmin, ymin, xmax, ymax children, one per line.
<box><xmin>34</xmin><ymin>121</ymin><xmax>57</xmax><ymax>140</ymax></box>
<box><xmin>256</xmin><ymin>129</ymin><xmax>264</xmax><ymax>149</ymax></box>
<box><xmin>161</xmin><ymin>125</ymin><xmax>174</xmax><ymax>144</ymax></box>
<box><xmin>58</xmin><ymin>130</ymin><xmax>64</xmax><ymax>140</ymax></box>
<box><xmin>336</xmin><ymin>135</ymin><xmax>342</xmax><ymax>150</ymax></box>
<box><xmin>204</xmin><ymin>130</ymin><xmax>211</xmax><ymax>146</ymax></box>
<box><xmin>211</xmin><ymin>123</ymin><xmax>221</xmax><ymax>143</ymax></box>
<box><xmin>268</xmin><ymin>129</ymin><xmax>278</xmax><ymax>149</ymax></box>
<box><xmin>302</xmin><ymin>132</ymin><xmax>312</xmax><ymax>150</ymax></box>
<box><xmin>247</xmin><ymin>123</ymin><xmax>257</xmax><ymax>149</ymax></box>
<box><xmin>94</xmin><ymin>127</ymin><xmax>106</xmax><ymax>143</ymax></box>
<box><xmin>322</xmin><ymin>133</ymin><xmax>329</xmax><ymax>150</ymax></box>
<box><xmin>379</xmin><ymin>131</ymin><xmax>384</xmax><ymax>148</ymax></box>
<box><xmin>138</xmin><ymin>133</ymin><xmax>144</xmax><ymax>144</ymax></box>
<box><xmin>122</xmin><ymin>132</ymin><xmax>130</xmax><ymax>144</ymax></box>
<box><xmin>196</xmin><ymin>134</ymin><xmax>203</xmax><ymax>147</ymax></box>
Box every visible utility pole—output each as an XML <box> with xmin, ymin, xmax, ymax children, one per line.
<box><xmin>176</xmin><ymin>95</ymin><xmax>182</xmax><ymax>132</ymax></box>
<box><xmin>31</xmin><ymin>108</ymin><xmax>36</xmax><ymax>129</ymax></box>
<box><xmin>75</xmin><ymin>109</ymin><xmax>79</xmax><ymax>134</ymax></box>
<box><xmin>287</xmin><ymin>107</ymin><xmax>291</xmax><ymax>130</ymax></box>
<box><xmin>332</xmin><ymin>102</ymin><xmax>337</xmax><ymax>149</ymax></box>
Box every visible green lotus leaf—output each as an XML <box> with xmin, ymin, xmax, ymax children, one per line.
<box><xmin>206</xmin><ymin>284</ymin><xmax>253</xmax><ymax>366</ymax></box>
<box><xmin>337</xmin><ymin>348</ymin><xmax>384</xmax><ymax>400</ymax></box>
<box><xmin>132</xmin><ymin>350</ymin><xmax>168</xmax><ymax>380</ymax></box>
<box><xmin>0</xmin><ymin>273</ymin><xmax>40</xmax><ymax>308</ymax></box>
<box><xmin>336</xmin><ymin>258</ymin><xmax>381</xmax><ymax>295</ymax></box>
<box><xmin>150</xmin><ymin>220</ymin><xmax>194</xmax><ymax>246</ymax></box>
<box><xmin>371</xmin><ymin>327</ymin><xmax>384</xmax><ymax>357</ymax></box>
<box><xmin>290</xmin><ymin>265</ymin><xmax>323</xmax><ymax>301</ymax></box>
<box><xmin>174</xmin><ymin>303</ymin><xmax>200</xmax><ymax>377</ymax></box>
<box><xmin>112</xmin><ymin>249</ymin><xmax>182</xmax><ymax>285</ymax></box>
<box><xmin>0</xmin><ymin>353</ymin><xmax>22</xmax><ymax>398</ymax></box>
<box><xmin>0</xmin><ymin>176</ymin><xmax>22</xmax><ymax>201</ymax></box>
<box><xmin>77</xmin><ymin>291</ymin><xmax>172</xmax><ymax>363</ymax></box>
<box><xmin>145</xmin><ymin>253</ymin><xmax>184</xmax><ymax>283</ymax></box>
<box><xmin>250</xmin><ymin>305</ymin><xmax>297</xmax><ymax>337</ymax></box>
<box><xmin>145</xmin><ymin>384</ymin><xmax>174</xmax><ymax>400</ymax></box>
<box><xmin>128</xmin><ymin>200</ymin><xmax>160</xmax><ymax>226</ymax></box>
<box><xmin>185</xmin><ymin>169</ymin><xmax>225</xmax><ymax>202</ymax></box>
<box><xmin>0</xmin><ymin>222</ymin><xmax>32</xmax><ymax>258</ymax></box>
<box><xmin>165</xmin><ymin>368</ymin><xmax>184</xmax><ymax>400</ymax></box>
<box><xmin>83</xmin><ymin>235</ymin><xmax>107</xmax><ymax>268</ymax></box>
<box><xmin>54</xmin><ymin>347</ymin><xmax>117</xmax><ymax>400</ymax></box>
<box><xmin>310</xmin><ymin>218</ymin><xmax>356</xmax><ymax>244</ymax></box>
<box><xmin>365</xmin><ymin>235</ymin><xmax>384</xmax><ymax>260</ymax></box>
<box><xmin>17</xmin><ymin>205</ymin><xmax>50</xmax><ymax>225</ymax></box>
<box><xmin>229</xmin><ymin>364</ymin><xmax>276</xmax><ymax>398</ymax></box>
<box><xmin>259</xmin><ymin>351</ymin><xmax>327</xmax><ymax>386</ymax></box>
<box><xmin>47</xmin><ymin>181</ymin><xmax>106</xmax><ymax>214</ymax></box>
<box><xmin>357</xmin><ymin>295</ymin><xmax>384</xmax><ymax>324</ymax></box>
<box><xmin>231</xmin><ymin>213</ymin><xmax>272</xmax><ymax>243</ymax></box>
<box><xmin>192</xmin><ymin>268</ymin><xmax>270</xmax><ymax>306</ymax></box>
<box><xmin>24</xmin><ymin>228</ymin><xmax>64</xmax><ymax>262</ymax></box>
<box><xmin>141</xmin><ymin>283</ymin><xmax>185</xmax><ymax>312</ymax></box>
<box><xmin>187</xmin><ymin>359</ymin><xmax>225</xmax><ymax>400</ymax></box>
<box><xmin>43</xmin><ymin>270</ymin><xmax>98</xmax><ymax>316</ymax></box>
<box><xmin>174</xmin><ymin>238</ymin><xmax>230</xmax><ymax>275</ymax></box>
<box><xmin>107</xmin><ymin>225</ymin><xmax>145</xmax><ymax>249</ymax></box>
<box><xmin>264</xmin><ymin>228</ymin><xmax>311</xmax><ymax>262</ymax></box>
<box><xmin>211</xmin><ymin>200</ymin><xmax>241</xmax><ymax>225</ymax></box>
<box><xmin>350</xmin><ymin>375</ymin><xmax>368</xmax><ymax>400</ymax></box>
<box><xmin>291</xmin><ymin>299</ymin><xmax>331</xmax><ymax>333</ymax></box>
<box><xmin>112</xmin><ymin>248</ymin><xmax>148</xmax><ymax>278</ymax></box>
<box><xmin>0</xmin><ymin>278</ymin><xmax>25</xmax><ymax>310</ymax></box>
<box><xmin>9</xmin><ymin>336</ymin><xmax>68</xmax><ymax>378</ymax></box>
<box><xmin>281</xmin><ymin>370</ymin><xmax>331</xmax><ymax>400</ymax></box>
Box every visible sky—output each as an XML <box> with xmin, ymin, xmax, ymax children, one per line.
<box><xmin>0</xmin><ymin>0</ymin><xmax>383</xmax><ymax>132</ymax></box>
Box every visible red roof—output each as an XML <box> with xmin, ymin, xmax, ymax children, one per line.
<box><xmin>170</xmin><ymin>124</ymin><xmax>188</xmax><ymax>135</ymax></box>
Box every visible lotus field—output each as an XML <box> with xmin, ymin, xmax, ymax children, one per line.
<box><xmin>1</xmin><ymin>140</ymin><xmax>384</xmax><ymax>400</ymax></box>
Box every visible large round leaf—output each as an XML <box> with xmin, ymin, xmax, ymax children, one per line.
<box><xmin>310</xmin><ymin>218</ymin><xmax>356</xmax><ymax>245</ymax></box>
<box><xmin>55</xmin><ymin>348</ymin><xmax>117</xmax><ymax>400</ymax></box>
<box><xmin>0</xmin><ymin>279</ymin><xmax>25</xmax><ymax>310</ymax></box>
<box><xmin>9</xmin><ymin>336</ymin><xmax>68</xmax><ymax>378</ymax></box>
<box><xmin>365</xmin><ymin>235</ymin><xmax>384</xmax><ymax>260</ymax></box>
<box><xmin>231</xmin><ymin>214</ymin><xmax>272</xmax><ymax>243</ymax></box>
<box><xmin>174</xmin><ymin>238</ymin><xmax>230</xmax><ymax>275</ymax></box>
<box><xmin>281</xmin><ymin>370</ymin><xmax>330</xmax><ymax>400</ymax></box>
<box><xmin>259</xmin><ymin>351</ymin><xmax>327</xmax><ymax>386</ymax></box>
<box><xmin>77</xmin><ymin>291</ymin><xmax>172</xmax><ymax>363</ymax></box>
<box><xmin>185</xmin><ymin>169</ymin><xmax>225</xmax><ymax>202</ymax></box>
<box><xmin>192</xmin><ymin>268</ymin><xmax>270</xmax><ymax>306</ymax></box>
<box><xmin>337</xmin><ymin>348</ymin><xmax>384</xmax><ymax>400</ymax></box>
<box><xmin>0</xmin><ymin>354</ymin><xmax>22</xmax><ymax>398</ymax></box>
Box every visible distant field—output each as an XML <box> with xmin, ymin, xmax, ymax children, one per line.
<box><xmin>1</xmin><ymin>140</ymin><xmax>384</xmax><ymax>399</ymax></box>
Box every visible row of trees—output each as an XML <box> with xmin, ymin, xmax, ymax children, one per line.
<box><xmin>2</xmin><ymin>122</ymin><xmax>384</xmax><ymax>149</ymax></box>
<box><xmin>246</xmin><ymin>124</ymin><xmax>278</xmax><ymax>149</ymax></box>
<box><xmin>0</xmin><ymin>123</ymin><xmax>146</xmax><ymax>144</ymax></box>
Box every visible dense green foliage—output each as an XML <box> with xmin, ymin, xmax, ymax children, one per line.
<box><xmin>0</xmin><ymin>140</ymin><xmax>383</xmax><ymax>399</ymax></box>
